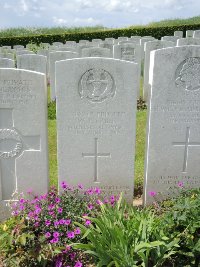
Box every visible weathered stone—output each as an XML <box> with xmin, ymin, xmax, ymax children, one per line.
<box><xmin>56</xmin><ymin>58</ymin><xmax>139</xmax><ymax>202</ymax></box>
<box><xmin>144</xmin><ymin>46</ymin><xmax>200</xmax><ymax>204</ymax></box>
<box><xmin>0</xmin><ymin>69</ymin><xmax>49</xmax><ymax>220</ymax></box>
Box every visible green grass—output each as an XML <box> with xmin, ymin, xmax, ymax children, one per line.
<box><xmin>0</xmin><ymin>26</ymin><xmax>107</xmax><ymax>38</ymax></box>
<box><xmin>147</xmin><ymin>15</ymin><xmax>200</xmax><ymax>27</ymax></box>
<box><xmin>48</xmin><ymin>120</ymin><xmax>57</xmax><ymax>187</ymax></box>
<box><xmin>47</xmin><ymin>110</ymin><xmax>147</xmax><ymax>196</ymax></box>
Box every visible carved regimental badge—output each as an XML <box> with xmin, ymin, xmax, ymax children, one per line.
<box><xmin>175</xmin><ymin>57</ymin><xmax>200</xmax><ymax>91</ymax></box>
<box><xmin>79</xmin><ymin>69</ymin><xmax>115</xmax><ymax>103</ymax></box>
<box><xmin>0</xmin><ymin>128</ymin><xmax>23</xmax><ymax>159</ymax></box>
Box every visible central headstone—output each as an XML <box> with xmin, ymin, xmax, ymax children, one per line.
<box><xmin>144</xmin><ymin>46</ymin><xmax>200</xmax><ymax>204</ymax></box>
<box><xmin>56</xmin><ymin>58</ymin><xmax>139</xmax><ymax>202</ymax></box>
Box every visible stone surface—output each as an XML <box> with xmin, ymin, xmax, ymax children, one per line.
<box><xmin>143</xmin><ymin>40</ymin><xmax>175</xmax><ymax>101</ymax></box>
<box><xmin>17</xmin><ymin>54</ymin><xmax>47</xmax><ymax>75</ymax></box>
<box><xmin>177</xmin><ymin>38</ymin><xmax>200</xmax><ymax>46</ymax></box>
<box><xmin>186</xmin><ymin>30</ymin><xmax>194</xmax><ymax>38</ymax></box>
<box><xmin>161</xmin><ymin>36</ymin><xmax>179</xmax><ymax>43</ymax></box>
<box><xmin>52</xmin><ymin>42</ymin><xmax>63</xmax><ymax>46</ymax></box>
<box><xmin>0</xmin><ymin>58</ymin><xmax>15</xmax><ymax>68</ymax></box>
<box><xmin>140</xmin><ymin>37</ymin><xmax>155</xmax><ymax>59</ymax></box>
<box><xmin>113</xmin><ymin>43</ymin><xmax>141</xmax><ymax>97</ymax></box>
<box><xmin>144</xmin><ymin>46</ymin><xmax>200</xmax><ymax>204</ymax></box>
<box><xmin>0</xmin><ymin>69</ymin><xmax>49</xmax><ymax>221</ymax></box>
<box><xmin>49</xmin><ymin>51</ymin><xmax>78</xmax><ymax>100</ymax></box>
<box><xmin>13</xmin><ymin>45</ymin><xmax>24</xmax><ymax>50</ymax></box>
<box><xmin>16</xmin><ymin>50</ymin><xmax>35</xmax><ymax>56</ymax></box>
<box><xmin>56</xmin><ymin>58</ymin><xmax>139</xmax><ymax>202</ymax></box>
<box><xmin>193</xmin><ymin>30</ymin><xmax>200</xmax><ymax>38</ymax></box>
<box><xmin>81</xmin><ymin>47</ymin><xmax>112</xmax><ymax>58</ymax></box>
<box><xmin>174</xmin><ymin>31</ymin><xmax>183</xmax><ymax>38</ymax></box>
<box><xmin>0</xmin><ymin>53</ymin><xmax>15</xmax><ymax>60</ymax></box>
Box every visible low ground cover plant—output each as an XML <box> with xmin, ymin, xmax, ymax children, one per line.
<box><xmin>0</xmin><ymin>184</ymin><xmax>200</xmax><ymax>266</ymax></box>
<box><xmin>0</xmin><ymin>183</ymin><xmax>119</xmax><ymax>266</ymax></box>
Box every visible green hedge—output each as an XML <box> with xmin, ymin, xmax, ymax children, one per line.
<box><xmin>1</xmin><ymin>23</ymin><xmax>200</xmax><ymax>47</ymax></box>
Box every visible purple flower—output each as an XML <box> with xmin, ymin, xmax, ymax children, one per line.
<box><xmin>87</xmin><ymin>204</ymin><xmax>94</xmax><ymax>210</ymax></box>
<box><xmin>59</xmin><ymin>219</ymin><xmax>65</xmax><ymax>225</ymax></box>
<box><xmin>50</xmin><ymin>237</ymin><xmax>59</xmax><ymax>244</ymax></box>
<box><xmin>34</xmin><ymin>207</ymin><xmax>42</xmax><ymax>214</ymax></box>
<box><xmin>57</xmin><ymin>207</ymin><xmax>63</xmax><ymax>213</ymax></box>
<box><xmin>45</xmin><ymin>220</ymin><xmax>51</xmax><ymax>226</ymax></box>
<box><xmin>54</xmin><ymin>220</ymin><xmax>60</xmax><ymax>227</ymax></box>
<box><xmin>74</xmin><ymin>261</ymin><xmax>82</xmax><ymax>267</ymax></box>
<box><xmin>67</xmin><ymin>231</ymin><xmax>75</xmax><ymax>239</ymax></box>
<box><xmin>55</xmin><ymin>197</ymin><xmax>60</xmax><ymax>203</ymax></box>
<box><xmin>19</xmin><ymin>198</ymin><xmax>25</xmax><ymax>204</ymax></box>
<box><xmin>65</xmin><ymin>219</ymin><xmax>71</xmax><ymax>225</ymax></box>
<box><xmin>96</xmin><ymin>199</ymin><xmax>103</xmax><ymax>205</ymax></box>
<box><xmin>110</xmin><ymin>195</ymin><xmax>115</xmax><ymax>202</ymax></box>
<box><xmin>70</xmin><ymin>252</ymin><xmax>76</xmax><ymax>260</ymax></box>
<box><xmin>86</xmin><ymin>188</ymin><xmax>94</xmax><ymax>195</ymax></box>
<box><xmin>95</xmin><ymin>187</ymin><xmax>101</xmax><ymax>194</ymax></box>
<box><xmin>19</xmin><ymin>205</ymin><xmax>25</xmax><ymax>210</ymax></box>
<box><xmin>45</xmin><ymin>232</ymin><xmax>51</xmax><ymax>238</ymax></box>
<box><xmin>74</xmin><ymin>228</ymin><xmax>81</xmax><ymax>235</ymax></box>
<box><xmin>78</xmin><ymin>183</ymin><xmax>84</xmax><ymax>189</ymax></box>
<box><xmin>61</xmin><ymin>181</ymin><xmax>68</xmax><ymax>189</ymax></box>
<box><xmin>53</xmin><ymin>231</ymin><xmax>60</xmax><ymax>238</ymax></box>
<box><xmin>85</xmin><ymin>220</ymin><xmax>91</xmax><ymax>226</ymax></box>
<box><xmin>148</xmin><ymin>191</ymin><xmax>157</xmax><ymax>197</ymax></box>
<box><xmin>177</xmin><ymin>181</ymin><xmax>184</xmax><ymax>188</ymax></box>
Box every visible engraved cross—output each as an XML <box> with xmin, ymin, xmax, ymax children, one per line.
<box><xmin>82</xmin><ymin>138</ymin><xmax>111</xmax><ymax>182</ymax></box>
<box><xmin>172</xmin><ymin>127</ymin><xmax>200</xmax><ymax>172</ymax></box>
<box><xmin>0</xmin><ymin>108</ymin><xmax>41</xmax><ymax>200</ymax></box>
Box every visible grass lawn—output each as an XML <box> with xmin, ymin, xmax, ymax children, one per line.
<box><xmin>48</xmin><ymin>110</ymin><xmax>147</xmax><ymax>196</ymax></box>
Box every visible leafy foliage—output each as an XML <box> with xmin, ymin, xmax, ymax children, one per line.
<box><xmin>1</xmin><ymin>23</ymin><xmax>200</xmax><ymax>47</ymax></box>
<box><xmin>74</xmin><ymin>196</ymin><xmax>179</xmax><ymax>267</ymax></box>
<box><xmin>160</xmin><ymin>189</ymin><xmax>200</xmax><ymax>266</ymax></box>
<box><xmin>0</xmin><ymin>184</ymin><xmax>117</xmax><ymax>266</ymax></box>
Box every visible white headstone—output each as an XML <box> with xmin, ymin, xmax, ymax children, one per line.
<box><xmin>193</xmin><ymin>30</ymin><xmax>200</xmax><ymax>38</ymax></box>
<box><xmin>37</xmin><ymin>49</ymin><xmax>50</xmax><ymax>80</ymax></box>
<box><xmin>140</xmin><ymin>37</ymin><xmax>155</xmax><ymax>59</ymax></box>
<box><xmin>161</xmin><ymin>36</ymin><xmax>179</xmax><ymax>43</ymax></box>
<box><xmin>113</xmin><ymin>43</ymin><xmax>141</xmax><ymax>97</ymax></box>
<box><xmin>81</xmin><ymin>47</ymin><xmax>112</xmax><ymax>58</ymax></box>
<box><xmin>65</xmin><ymin>41</ymin><xmax>77</xmax><ymax>46</ymax></box>
<box><xmin>56</xmin><ymin>58</ymin><xmax>139</xmax><ymax>202</ymax></box>
<box><xmin>16</xmin><ymin>50</ymin><xmax>35</xmax><ymax>56</ymax></box>
<box><xmin>186</xmin><ymin>30</ymin><xmax>194</xmax><ymax>38</ymax></box>
<box><xmin>13</xmin><ymin>45</ymin><xmax>24</xmax><ymax>50</ymax></box>
<box><xmin>118</xmin><ymin>37</ymin><xmax>129</xmax><ymax>42</ymax></box>
<box><xmin>0</xmin><ymin>68</ymin><xmax>49</xmax><ymax>221</ymax></box>
<box><xmin>130</xmin><ymin>36</ymin><xmax>141</xmax><ymax>43</ymax></box>
<box><xmin>177</xmin><ymin>38</ymin><xmax>200</xmax><ymax>46</ymax></box>
<box><xmin>0</xmin><ymin>53</ymin><xmax>15</xmax><ymax>60</ymax></box>
<box><xmin>174</xmin><ymin>31</ymin><xmax>183</xmax><ymax>38</ymax></box>
<box><xmin>143</xmin><ymin>40</ymin><xmax>175</xmax><ymax>101</ymax></box>
<box><xmin>49</xmin><ymin>51</ymin><xmax>78</xmax><ymax>100</ymax></box>
<box><xmin>79</xmin><ymin>40</ymin><xmax>90</xmax><ymax>44</ymax></box>
<box><xmin>144</xmin><ymin>46</ymin><xmax>200</xmax><ymax>204</ymax></box>
<box><xmin>0</xmin><ymin>58</ymin><xmax>15</xmax><ymax>68</ymax></box>
<box><xmin>52</xmin><ymin>42</ymin><xmax>63</xmax><ymax>47</ymax></box>
<box><xmin>17</xmin><ymin>54</ymin><xmax>47</xmax><ymax>75</ymax></box>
